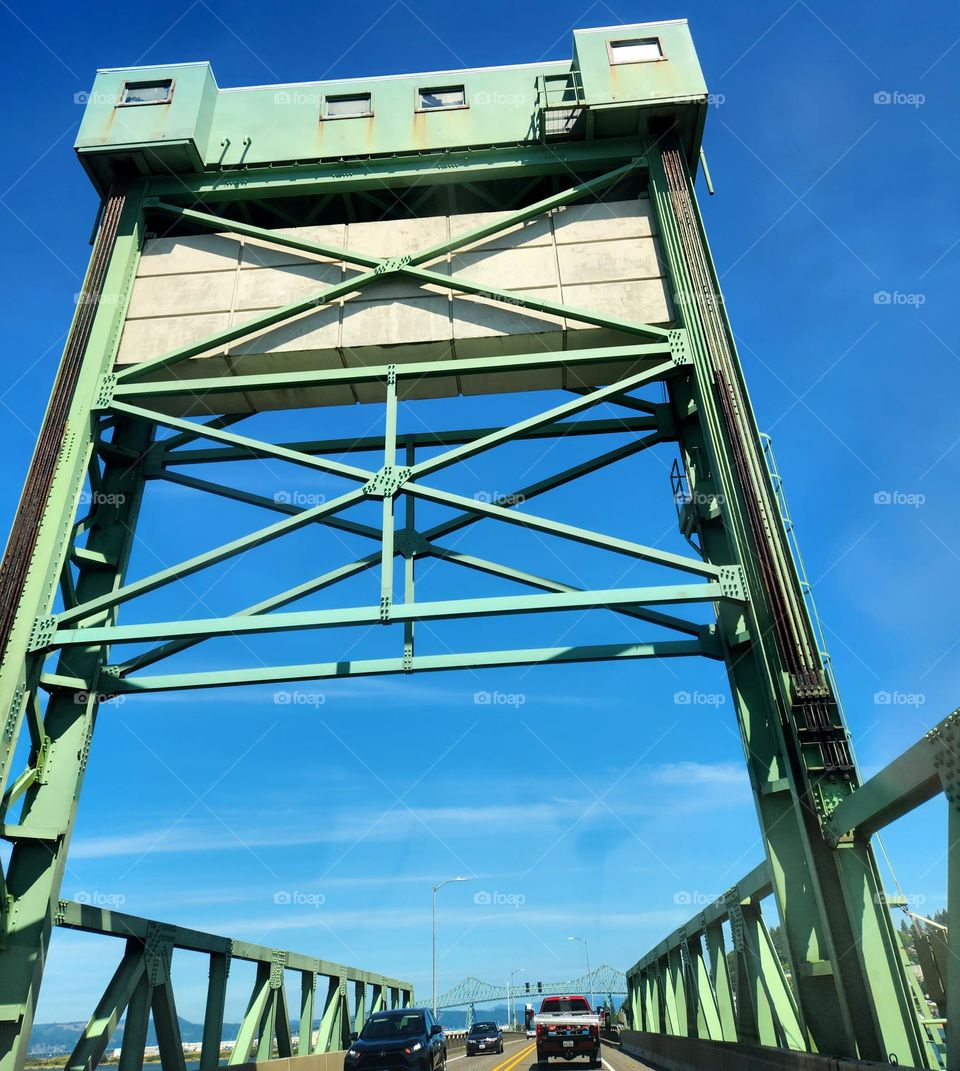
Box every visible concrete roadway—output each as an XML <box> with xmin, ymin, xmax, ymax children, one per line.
<box><xmin>449</xmin><ymin>1038</ymin><xmax>654</xmax><ymax>1071</ymax></box>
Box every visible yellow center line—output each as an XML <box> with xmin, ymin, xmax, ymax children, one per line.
<box><xmin>484</xmin><ymin>1041</ymin><xmax>536</xmax><ymax>1071</ymax></box>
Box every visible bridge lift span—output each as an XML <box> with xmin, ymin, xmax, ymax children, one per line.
<box><xmin>0</xmin><ymin>16</ymin><xmax>952</xmax><ymax>1071</ymax></box>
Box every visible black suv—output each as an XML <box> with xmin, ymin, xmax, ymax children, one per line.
<box><xmin>345</xmin><ymin>1008</ymin><xmax>446</xmax><ymax>1071</ymax></box>
<box><xmin>466</xmin><ymin>1021</ymin><xmax>503</xmax><ymax>1056</ymax></box>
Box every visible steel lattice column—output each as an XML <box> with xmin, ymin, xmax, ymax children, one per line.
<box><xmin>0</xmin><ymin>184</ymin><xmax>151</xmax><ymax>1071</ymax></box>
<box><xmin>647</xmin><ymin>140</ymin><xmax>936</xmax><ymax>1067</ymax></box>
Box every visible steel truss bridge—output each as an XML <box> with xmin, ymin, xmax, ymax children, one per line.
<box><xmin>0</xmin><ymin>18</ymin><xmax>952</xmax><ymax>1071</ymax></box>
<box><xmin>437</xmin><ymin>966</ymin><xmax>627</xmax><ymax>1010</ymax></box>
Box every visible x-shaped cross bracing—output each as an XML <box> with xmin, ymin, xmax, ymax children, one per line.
<box><xmin>38</xmin><ymin>162</ymin><xmax>742</xmax><ymax>693</ymax></box>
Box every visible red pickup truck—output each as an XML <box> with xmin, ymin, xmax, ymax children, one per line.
<box><xmin>534</xmin><ymin>995</ymin><xmax>601</xmax><ymax>1067</ymax></box>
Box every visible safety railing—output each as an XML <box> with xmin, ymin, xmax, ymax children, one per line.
<box><xmin>54</xmin><ymin>899</ymin><xmax>413</xmax><ymax>1070</ymax></box>
<box><xmin>535</xmin><ymin>70</ymin><xmax>585</xmax><ymax>139</ymax></box>
<box><xmin>626</xmin><ymin>708</ymin><xmax>957</xmax><ymax>1069</ymax></box>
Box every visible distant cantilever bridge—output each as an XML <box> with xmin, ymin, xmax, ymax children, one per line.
<box><xmin>437</xmin><ymin>966</ymin><xmax>627</xmax><ymax>1011</ymax></box>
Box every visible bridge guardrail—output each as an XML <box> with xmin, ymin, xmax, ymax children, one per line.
<box><xmin>53</xmin><ymin>899</ymin><xmax>413</xmax><ymax>1070</ymax></box>
<box><xmin>624</xmin><ymin>708</ymin><xmax>957</xmax><ymax>1069</ymax></box>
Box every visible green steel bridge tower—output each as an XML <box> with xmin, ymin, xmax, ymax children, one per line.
<box><xmin>0</xmin><ymin>18</ymin><xmax>952</xmax><ymax>1071</ymax></box>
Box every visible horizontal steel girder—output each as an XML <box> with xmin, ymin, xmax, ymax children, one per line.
<box><xmin>158</xmin><ymin>414</ymin><xmax>663</xmax><ymax>466</ymax></box>
<box><xmin>43</xmin><ymin>638</ymin><xmax>715</xmax><ymax>694</ymax></box>
<box><xmin>56</xmin><ymin>899</ymin><xmax>411</xmax><ymax>989</ymax></box>
<box><xmin>145</xmin><ymin>139</ymin><xmax>648</xmax><ymax>200</ymax></box>
<box><xmin>825</xmin><ymin>706</ymin><xmax>958</xmax><ymax>844</ymax></box>
<box><xmin>49</xmin><ymin>583</ymin><xmax>729</xmax><ymax>648</ymax></box>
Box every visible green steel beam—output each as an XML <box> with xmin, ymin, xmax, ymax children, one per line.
<box><xmin>112</xmin><ymin>265</ymin><xmax>385</xmax><ymax>384</ymax></box>
<box><xmin>425</xmin><ymin>546</ymin><xmax>707</xmax><ymax>640</ymax></box>
<box><xmin>49</xmin><ymin>582</ymin><xmax>730</xmax><ymax>649</ymax></box>
<box><xmin>148</xmin><ymin>157</ymin><xmax>641</xmax><ymax>274</ymax></box>
<box><xmin>120</xmin><ymin>162</ymin><xmax>666</xmax><ymax>387</ymax></box>
<box><xmin>119</xmin><ymin>431</ymin><xmax>667</xmax><ymax>676</ymax></box>
<box><xmin>402</xmin><ymin>478</ymin><xmax>722</xmax><ymax>578</ymax></box>
<box><xmin>154</xmin><ymin>468</ymin><xmax>382</xmax><ymax>541</ymax></box>
<box><xmin>644</xmin><ymin>141</ymin><xmax>937</xmax><ymax>1066</ymax></box>
<box><xmin>119</xmin><ymin>400</ymin><xmax>375</xmax><ymax>481</ymax></box>
<box><xmin>55</xmin><ymin>899</ymin><xmax>411</xmax><ymax>991</ymax></box>
<box><xmin>111</xmin><ymin>342</ymin><xmax>676</xmax><ymax>400</ymax></box>
<box><xmin>55</xmin><ymin>487</ymin><xmax>366</xmax><ymax>627</ymax></box>
<box><xmin>54</xmin><ymin>638</ymin><xmax>710</xmax><ymax>694</ymax></box>
<box><xmin>825</xmin><ymin>708</ymin><xmax>957</xmax><ymax>844</ymax></box>
<box><xmin>65</xmin><ymin>949</ymin><xmax>146</xmax><ymax>1071</ymax></box>
<box><xmin>407</xmin><ymin>360</ymin><xmax>676</xmax><ymax>481</ymax></box>
<box><xmin>145</xmin><ymin>140</ymin><xmax>647</xmax><ymax>201</ymax></box>
<box><xmin>157</xmin><ymin>414</ymin><xmax>662</xmax><ymax>466</ymax></box>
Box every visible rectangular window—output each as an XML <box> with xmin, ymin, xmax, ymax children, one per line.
<box><xmin>418</xmin><ymin>85</ymin><xmax>466</xmax><ymax>110</ymax></box>
<box><xmin>119</xmin><ymin>79</ymin><xmax>174</xmax><ymax>105</ymax></box>
<box><xmin>324</xmin><ymin>93</ymin><xmax>373</xmax><ymax>118</ymax></box>
<box><xmin>609</xmin><ymin>38</ymin><xmax>663</xmax><ymax>64</ymax></box>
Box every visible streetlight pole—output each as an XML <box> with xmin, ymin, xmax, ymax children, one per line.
<box><xmin>509</xmin><ymin>967</ymin><xmax>525</xmax><ymax>1030</ymax></box>
<box><xmin>432</xmin><ymin>877</ymin><xmax>470</xmax><ymax>1018</ymax></box>
<box><xmin>567</xmin><ymin>937</ymin><xmax>593</xmax><ymax>1011</ymax></box>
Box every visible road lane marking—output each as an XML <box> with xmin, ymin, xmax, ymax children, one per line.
<box><xmin>448</xmin><ymin>1039</ymin><xmax>532</xmax><ymax>1066</ymax></box>
<box><xmin>484</xmin><ymin>1041</ymin><xmax>536</xmax><ymax>1071</ymax></box>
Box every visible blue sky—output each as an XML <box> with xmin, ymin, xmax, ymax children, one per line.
<box><xmin>0</xmin><ymin>0</ymin><xmax>957</xmax><ymax>1032</ymax></box>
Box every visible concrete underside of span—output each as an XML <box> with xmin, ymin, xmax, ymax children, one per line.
<box><xmin>117</xmin><ymin>198</ymin><xmax>673</xmax><ymax>414</ymax></box>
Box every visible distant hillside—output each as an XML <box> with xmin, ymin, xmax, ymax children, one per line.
<box><xmin>30</xmin><ymin>999</ymin><xmax>621</xmax><ymax>1056</ymax></box>
<box><xmin>28</xmin><ymin>1018</ymin><xmax>241</xmax><ymax>1056</ymax></box>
